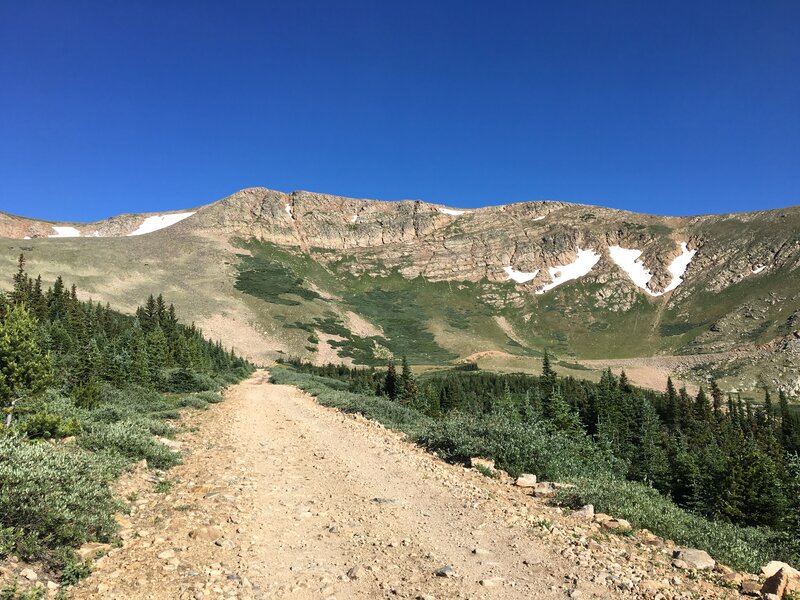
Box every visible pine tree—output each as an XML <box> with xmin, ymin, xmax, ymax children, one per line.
<box><xmin>546</xmin><ymin>386</ymin><xmax>582</xmax><ymax>433</ymax></box>
<box><xmin>384</xmin><ymin>360</ymin><xmax>398</xmax><ymax>401</ymax></box>
<box><xmin>399</xmin><ymin>356</ymin><xmax>417</xmax><ymax>405</ymax></box>
<box><xmin>541</xmin><ymin>349</ymin><xmax>557</xmax><ymax>392</ymax></box>
<box><xmin>0</xmin><ymin>304</ymin><xmax>52</xmax><ymax>425</ymax></box>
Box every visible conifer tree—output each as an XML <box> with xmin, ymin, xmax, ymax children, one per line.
<box><xmin>0</xmin><ymin>304</ymin><xmax>52</xmax><ymax>425</ymax></box>
<box><xmin>384</xmin><ymin>360</ymin><xmax>398</xmax><ymax>401</ymax></box>
<box><xmin>399</xmin><ymin>356</ymin><xmax>417</xmax><ymax>404</ymax></box>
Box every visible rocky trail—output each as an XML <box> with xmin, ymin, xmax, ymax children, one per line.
<box><xmin>67</xmin><ymin>372</ymin><xmax>756</xmax><ymax>599</ymax></box>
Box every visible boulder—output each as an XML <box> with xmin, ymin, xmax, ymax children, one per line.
<box><xmin>761</xmin><ymin>567</ymin><xmax>800</xmax><ymax>598</ymax></box>
<box><xmin>762</xmin><ymin>561</ymin><xmax>800</xmax><ymax>579</ymax></box>
<box><xmin>532</xmin><ymin>482</ymin><xmax>558</xmax><ymax>498</ymax></box>
<box><xmin>515</xmin><ymin>474</ymin><xmax>537</xmax><ymax>487</ymax></box>
<box><xmin>672</xmin><ymin>548</ymin><xmax>715</xmax><ymax>570</ymax></box>
<box><xmin>572</xmin><ymin>504</ymin><xmax>594</xmax><ymax>519</ymax></box>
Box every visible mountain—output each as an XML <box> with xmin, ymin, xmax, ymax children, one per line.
<box><xmin>3</xmin><ymin>187</ymin><xmax>799</xmax><ymax>398</ymax></box>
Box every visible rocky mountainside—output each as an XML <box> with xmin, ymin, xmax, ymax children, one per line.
<box><xmin>3</xmin><ymin>188</ymin><xmax>799</xmax><ymax>397</ymax></box>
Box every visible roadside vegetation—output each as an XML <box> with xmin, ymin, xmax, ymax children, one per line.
<box><xmin>0</xmin><ymin>255</ymin><xmax>252</xmax><ymax>586</ymax></box>
<box><xmin>272</xmin><ymin>355</ymin><xmax>800</xmax><ymax>572</ymax></box>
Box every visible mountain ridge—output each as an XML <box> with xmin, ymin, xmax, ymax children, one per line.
<box><xmin>3</xmin><ymin>187</ymin><xmax>799</xmax><ymax>398</ymax></box>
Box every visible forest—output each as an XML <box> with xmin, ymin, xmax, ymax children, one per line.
<box><xmin>276</xmin><ymin>354</ymin><xmax>800</xmax><ymax>571</ymax></box>
<box><xmin>0</xmin><ymin>255</ymin><xmax>252</xmax><ymax>586</ymax></box>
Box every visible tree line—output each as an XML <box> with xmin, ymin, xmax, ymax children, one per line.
<box><xmin>1</xmin><ymin>254</ymin><xmax>251</xmax><ymax>424</ymax></box>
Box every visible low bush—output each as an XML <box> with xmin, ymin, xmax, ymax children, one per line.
<box><xmin>0</xmin><ymin>435</ymin><xmax>119</xmax><ymax>562</ymax></box>
<box><xmin>557</xmin><ymin>477</ymin><xmax>799</xmax><ymax>572</ymax></box>
<box><xmin>78</xmin><ymin>421</ymin><xmax>180</xmax><ymax>469</ymax></box>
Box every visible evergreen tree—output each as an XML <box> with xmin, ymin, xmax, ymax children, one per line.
<box><xmin>0</xmin><ymin>304</ymin><xmax>52</xmax><ymax>425</ymax></box>
<box><xmin>541</xmin><ymin>349</ymin><xmax>556</xmax><ymax>391</ymax></box>
<box><xmin>384</xmin><ymin>360</ymin><xmax>398</xmax><ymax>401</ymax></box>
<box><xmin>399</xmin><ymin>356</ymin><xmax>417</xmax><ymax>404</ymax></box>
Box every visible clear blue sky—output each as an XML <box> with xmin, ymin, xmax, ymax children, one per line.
<box><xmin>1</xmin><ymin>1</ymin><xmax>799</xmax><ymax>221</ymax></box>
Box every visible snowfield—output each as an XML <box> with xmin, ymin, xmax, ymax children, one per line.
<box><xmin>437</xmin><ymin>208</ymin><xmax>465</xmax><ymax>216</ymax></box>
<box><xmin>752</xmin><ymin>265</ymin><xmax>766</xmax><ymax>274</ymax></box>
<box><xmin>128</xmin><ymin>212</ymin><xmax>195</xmax><ymax>236</ymax></box>
<box><xmin>535</xmin><ymin>248</ymin><xmax>601</xmax><ymax>294</ymax></box>
<box><xmin>609</xmin><ymin>243</ymin><xmax>696</xmax><ymax>296</ymax></box>
<box><xmin>49</xmin><ymin>226</ymin><xmax>81</xmax><ymax>238</ymax></box>
<box><xmin>503</xmin><ymin>265</ymin><xmax>539</xmax><ymax>283</ymax></box>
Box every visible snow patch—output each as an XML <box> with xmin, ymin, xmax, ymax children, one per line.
<box><xmin>532</xmin><ymin>216</ymin><xmax>545</xmax><ymax>221</ymax></box>
<box><xmin>350</xmin><ymin>214</ymin><xmax>359</xmax><ymax>224</ymax></box>
<box><xmin>608</xmin><ymin>246</ymin><xmax>654</xmax><ymax>291</ymax></box>
<box><xmin>23</xmin><ymin>236</ymin><xmax>31</xmax><ymax>240</ymax></box>
<box><xmin>503</xmin><ymin>266</ymin><xmax>539</xmax><ymax>283</ymax></box>
<box><xmin>285</xmin><ymin>204</ymin><xmax>293</xmax><ymax>219</ymax></box>
<box><xmin>127</xmin><ymin>212</ymin><xmax>195</xmax><ymax>236</ymax></box>
<box><xmin>752</xmin><ymin>265</ymin><xmax>766</xmax><ymax>274</ymax></box>
<box><xmin>662</xmin><ymin>243</ymin><xmax>696</xmax><ymax>294</ymax></box>
<box><xmin>438</xmin><ymin>207</ymin><xmax>466</xmax><ymax>216</ymax></box>
<box><xmin>535</xmin><ymin>248</ymin><xmax>601</xmax><ymax>294</ymax></box>
<box><xmin>608</xmin><ymin>243</ymin><xmax>696</xmax><ymax>296</ymax></box>
<box><xmin>49</xmin><ymin>226</ymin><xmax>81</xmax><ymax>238</ymax></box>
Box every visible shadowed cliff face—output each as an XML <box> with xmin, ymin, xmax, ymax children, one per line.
<box><xmin>2</xmin><ymin>187</ymin><xmax>799</xmax><ymax>396</ymax></box>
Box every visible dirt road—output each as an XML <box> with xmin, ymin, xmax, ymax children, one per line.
<box><xmin>72</xmin><ymin>372</ymin><xmax>735</xmax><ymax>600</ymax></box>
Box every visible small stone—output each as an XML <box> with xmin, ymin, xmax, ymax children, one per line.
<box><xmin>20</xmin><ymin>568</ymin><xmax>37</xmax><ymax>581</ymax></box>
<box><xmin>158</xmin><ymin>549</ymin><xmax>176</xmax><ymax>560</ymax></box>
<box><xmin>515</xmin><ymin>474</ymin><xmax>537</xmax><ymax>487</ymax></box>
<box><xmin>346</xmin><ymin>565</ymin><xmax>363</xmax><ymax>580</ymax></box>
<box><xmin>480</xmin><ymin>577</ymin><xmax>503</xmax><ymax>587</ymax></box>
<box><xmin>189</xmin><ymin>526</ymin><xmax>224</xmax><ymax>541</ymax></box>
<box><xmin>434</xmin><ymin>565</ymin><xmax>455</xmax><ymax>578</ymax></box>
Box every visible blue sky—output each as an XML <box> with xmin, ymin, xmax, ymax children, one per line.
<box><xmin>1</xmin><ymin>1</ymin><xmax>798</xmax><ymax>221</ymax></box>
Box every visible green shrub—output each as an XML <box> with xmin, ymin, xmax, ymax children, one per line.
<box><xmin>193</xmin><ymin>391</ymin><xmax>224</xmax><ymax>404</ymax></box>
<box><xmin>556</xmin><ymin>477</ymin><xmax>799</xmax><ymax>572</ymax></box>
<box><xmin>78</xmin><ymin>422</ymin><xmax>180</xmax><ymax>469</ymax></box>
<box><xmin>18</xmin><ymin>412</ymin><xmax>80</xmax><ymax>440</ymax></box>
<box><xmin>0</xmin><ymin>435</ymin><xmax>119</xmax><ymax>561</ymax></box>
<box><xmin>178</xmin><ymin>395</ymin><xmax>209</xmax><ymax>410</ymax></box>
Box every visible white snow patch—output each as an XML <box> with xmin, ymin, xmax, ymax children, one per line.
<box><xmin>503</xmin><ymin>266</ymin><xmax>539</xmax><ymax>284</ymax></box>
<box><xmin>49</xmin><ymin>226</ymin><xmax>81</xmax><ymax>238</ymax></box>
<box><xmin>92</xmin><ymin>231</ymin><xmax>101</xmax><ymax>237</ymax></box>
<box><xmin>662</xmin><ymin>243</ymin><xmax>696</xmax><ymax>294</ymax></box>
<box><xmin>350</xmin><ymin>214</ymin><xmax>359</xmax><ymax>224</ymax></box>
<box><xmin>608</xmin><ymin>246</ymin><xmax>654</xmax><ymax>291</ymax></box>
<box><xmin>23</xmin><ymin>236</ymin><xmax>31</xmax><ymax>240</ymax></box>
<box><xmin>535</xmin><ymin>248</ymin><xmax>601</xmax><ymax>294</ymax></box>
<box><xmin>438</xmin><ymin>207</ymin><xmax>466</xmax><ymax>216</ymax></box>
<box><xmin>752</xmin><ymin>265</ymin><xmax>766</xmax><ymax>274</ymax></box>
<box><xmin>532</xmin><ymin>216</ymin><xmax>546</xmax><ymax>221</ymax></box>
<box><xmin>127</xmin><ymin>212</ymin><xmax>195</xmax><ymax>236</ymax></box>
<box><xmin>608</xmin><ymin>243</ymin><xmax>696</xmax><ymax>296</ymax></box>
<box><xmin>285</xmin><ymin>204</ymin><xmax>293</xmax><ymax>218</ymax></box>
